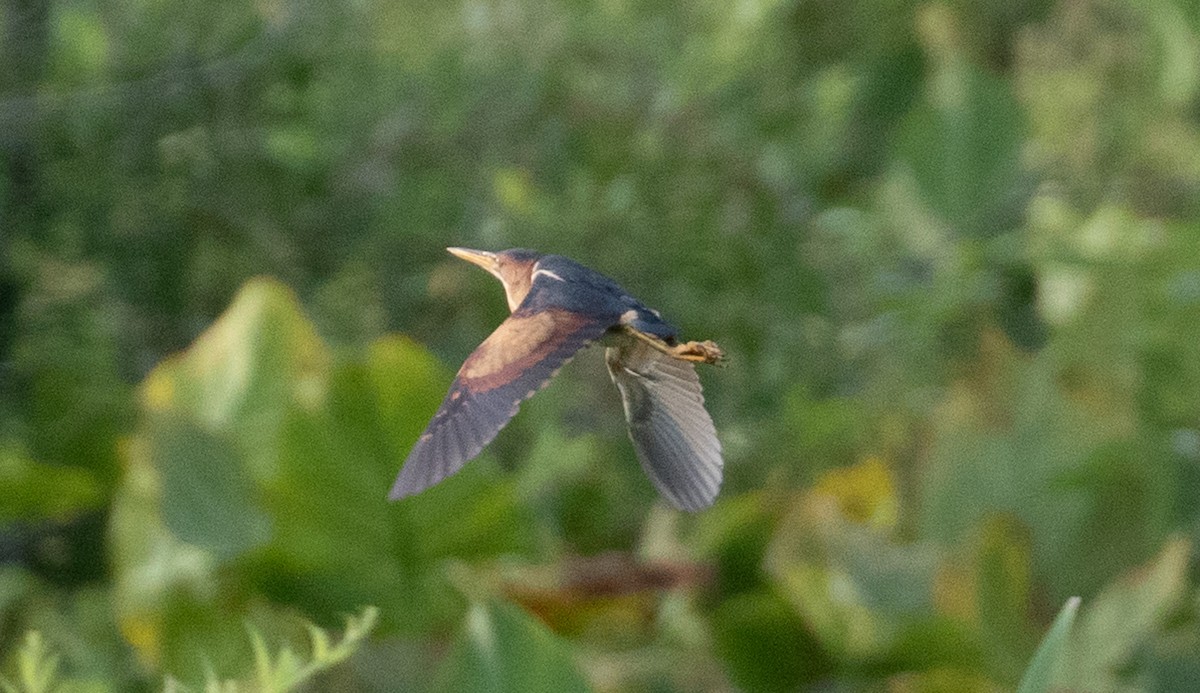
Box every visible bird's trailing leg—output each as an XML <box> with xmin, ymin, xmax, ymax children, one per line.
<box><xmin>623</xmin><ymin>326</ymin><xmax>726</xmax><ymax>365</ymax></box>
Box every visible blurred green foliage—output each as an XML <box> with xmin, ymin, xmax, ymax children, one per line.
<box><xmin>3</xmin><ymin>0</ymin><xmax>1200</xmax><ymax>690</ymax></box>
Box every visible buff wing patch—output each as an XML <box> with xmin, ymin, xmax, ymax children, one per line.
<box><xmin>389</xmin><ymin>308</ymin><xmax>612</xmax><ymax>500</ymax></box>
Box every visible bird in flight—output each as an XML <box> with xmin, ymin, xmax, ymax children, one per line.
<box><xmin>389</xmin><ymin>248</ymin><xmax>726</xmax><ymax>511</ymax></box>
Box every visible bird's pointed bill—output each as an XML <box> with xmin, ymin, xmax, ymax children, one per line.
<box><xmin>447</xmin><ymin>247</ymin><xmax>500</xmax><ymax>273</ymax></box>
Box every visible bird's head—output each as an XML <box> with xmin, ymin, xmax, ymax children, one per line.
<box><xmin>447</xmin><ymin>247</ymin><xmax>542</xmax><ymax>312</ymax></box>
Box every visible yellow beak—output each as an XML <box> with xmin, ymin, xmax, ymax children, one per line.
<box><xmin>446</xmin><ymin>247</ymin><xmax>500</xmax><ymax>274</ymax></box>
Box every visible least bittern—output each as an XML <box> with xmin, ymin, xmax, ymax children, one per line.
<box><xmin>389</xmin><ymin>248</ymin><xmax>725</xmax><ymax>511</ymax></box>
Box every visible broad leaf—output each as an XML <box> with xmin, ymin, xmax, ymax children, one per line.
<box><xmin>434</xmin><ymin>601</ymin><xmax>590</xmax><ymax>693</ymax></box>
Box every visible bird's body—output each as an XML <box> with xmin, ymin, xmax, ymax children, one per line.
<box><xmin>389</xmin><ymin>248</ymin><xmax>725</xmax><ymax>511</ymax></box>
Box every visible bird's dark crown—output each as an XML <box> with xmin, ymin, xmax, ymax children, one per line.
<box><xmin>496</xmin><ymin>248</ymin><xmax>542</xmax><ymax>264</ymax></box>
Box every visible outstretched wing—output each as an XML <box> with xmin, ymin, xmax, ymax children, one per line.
<box><xmin>606</xmin><ymin>339</ymin><xmax>723</xmax><ymax>511</ymax></box>
<box><xmin>390</xmin><ymin>308</ymin><xmax>613</xmax><ymax>501</ymax></box>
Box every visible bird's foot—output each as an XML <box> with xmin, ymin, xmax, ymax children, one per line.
<box><xmin>623</xmin><ymin>326</ymin><xmax>727</xmax><ymax>365</ymax></box>
<box><xmin>670</xmin><ymin>340</ymin><xmax>726</xmax><ymax>365</ymax></box>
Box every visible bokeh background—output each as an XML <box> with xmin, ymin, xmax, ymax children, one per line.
<box><xmin>3</xmin><ymin>0</ymin><xmax>1200</xmax><ymax>690</ymax></box>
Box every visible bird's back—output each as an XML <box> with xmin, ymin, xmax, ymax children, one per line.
<box><xmin>526</xmin><ymin>255</ymin><xmax>678</xmax><ymax>339</ymax></box>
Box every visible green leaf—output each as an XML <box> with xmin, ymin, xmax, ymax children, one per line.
<box><xmin>1017</xmin><ymin>596</ymin><xmax>1080</xmax><ymax>693</ymax></box>
<box><xmin>140</xmin><ymin>276</ymin><xmax>330</xmax><ymax>460</ymax></box>
<box><xmin>434</xmin><ymin>601</ymin><xmax>590</xmax><ymax>693</ymax></box>
<box><xmin>365</xmin><ymin>335</ymin><xmax>449</xmax><ymax>461</ymax></box>
<box><xmin>1056</xmin><ymin>538</ymin><xmax>1189</xmax><ymax>690</ymax></box>
<box><xmin>152</xmin><ymin>415</ymin><xmax>270</xmax><ymax>560</ymax></box>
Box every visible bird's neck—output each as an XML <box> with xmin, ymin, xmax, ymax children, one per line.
<box><xmin>503</xmin><ymin>278</ymin><xmax>531</xmax><ymax>312</ymax></box>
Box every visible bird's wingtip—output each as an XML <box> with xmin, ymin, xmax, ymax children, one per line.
<box><xmin>664</xmin><ymin>489</ymin><xmax>720</xmax><ymax>513</ymax></box>
<box><xmin>387</xmin><ymin>469</ymin><xmax>421</xmax><ymax>502</ymax></box>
